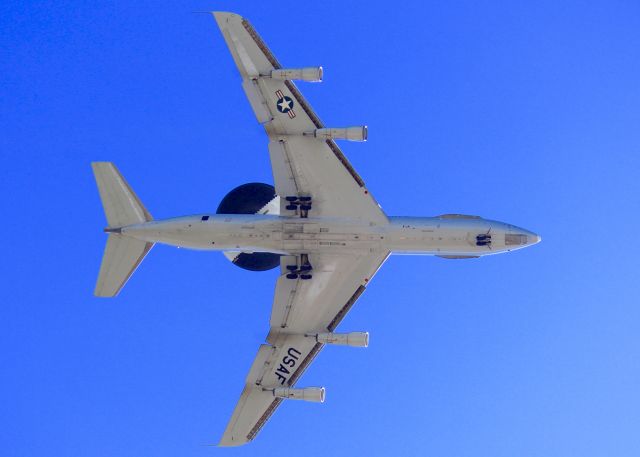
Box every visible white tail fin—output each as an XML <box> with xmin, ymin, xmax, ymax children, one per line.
<box><xmin>92</xmin><ymin>162</ymin><xmax>154</xmax><ymax>297</ymax></box>
<box><xmin>92</xmin><ymin>162</ymin><xmax>152</xmax><ymax>227</ymax></box>
<box><xmin>94</xmin><ymin>235</ymin><xmax>153</xmax><ymax>297</ymax></box>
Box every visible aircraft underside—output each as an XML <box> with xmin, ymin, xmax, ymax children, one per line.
<box><xmin>90</xmin><ymin>10</ymin><xmax>540</xmax><ymax>447</ymax></box>
<box><xmin>119</xmin><ymin>213</ymin><xmax>539</xmax><ymax>260</ymax></box>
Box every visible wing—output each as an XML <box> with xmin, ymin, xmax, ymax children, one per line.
<box><xmin>212</xmin><ymin>12</ymin><xmax>387</xmax><ymax>225</ymax></box>
<box><xmin>219</xmin><ymin>250</ymin><xmax>389</xmax><ymax>446</ymax></box>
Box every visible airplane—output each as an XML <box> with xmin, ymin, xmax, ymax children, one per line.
<box><xmin>91</xmin><ymin>12</ymin><xmax>541</xmax><ymax>446</ymax></box>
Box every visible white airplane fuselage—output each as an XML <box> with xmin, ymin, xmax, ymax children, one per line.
<box><xmin>117</xmin><ymin>214</ymin><xmax>540</xmax><ymax>257</ymax></box>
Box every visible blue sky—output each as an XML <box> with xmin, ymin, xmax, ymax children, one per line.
<box><xmin>2</xmin><ymin>1</ymin><xmax>640</xmax><ymax>455</ymax></box>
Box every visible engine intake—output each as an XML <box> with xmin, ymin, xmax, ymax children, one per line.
<box><xmin>270</xmin><ymin>67</ymin><xmax>323</xmax><ymax>82</ymax></box>
<box><xmin>269</xmin><ymin>387</ymin><xmax>325</xmax><ymax>403</ymax></box>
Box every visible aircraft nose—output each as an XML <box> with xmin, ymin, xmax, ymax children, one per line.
<box><xmin>505</xmin><ymin>227</ymin><xmax>541</xmax><ymax>248</ymax></box>
<box><xmin>524</xmin><ymin>230</ymin><xmax>541</xmax><ymax>245</ymax></box>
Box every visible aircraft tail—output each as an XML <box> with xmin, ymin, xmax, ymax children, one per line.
<box><xmin>92</xmin><ymin>162</ymin><xmax>154</xmax><ymax>297</ymax></box>
<box><xmin>92</xmin><ymin>162</ymin><xmax>153</xmax><ymax>228</ymax></box>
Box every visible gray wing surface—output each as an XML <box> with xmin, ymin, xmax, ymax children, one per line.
<box><xmin>219</xmin><ymin>251</ymin><xmax>389</xmax><ymax>446</ymax></box>
<box><xmin>212</xmin><ymin>12</ymin><xmax>387</xmax><ymax>224</ymax></box>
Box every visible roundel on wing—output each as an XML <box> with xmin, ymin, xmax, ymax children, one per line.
<box><xmin>217</xmin><ymin>183</ymin><xmax>280</xmax><ymax>271</ymax></box>
<box><xmin>276</xmin><ymin>95</ymin><xmax>294</xmax><ymax>113</ymax></box>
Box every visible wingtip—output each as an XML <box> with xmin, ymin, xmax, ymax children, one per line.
<box><xmin>211</xmin><ymin>11</ymin><xmax>244</xmax><ymax>26</ymax></box>
<box><xmin>217</xmin><ymin>439</ymin><xmax>248</xmax><ymax>448</ymax></box>
<box><xmin>218</xmin><ymin>432</ymin><xmax>252</xmax><ymax>448</ymax></box>
<box><xmin>191</xmin><ymin>11</ymin><xmax>243</xmax><ymax>23</ymax></box>
<box><xmin>91</xmin><ymin>161</ymin><xmax>110</xmax><ymax>168</ymax></box>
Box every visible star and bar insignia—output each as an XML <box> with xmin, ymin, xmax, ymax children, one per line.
<box><xmin>275</xmin><ymin>90</ymin><xmax>296</xmax><ymax>119</ymax></box>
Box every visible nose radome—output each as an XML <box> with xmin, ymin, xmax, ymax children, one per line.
<box><xmin>525</xmin><ymin>231</ymin><xmax>541</xmax><ymax>245</ymax></box>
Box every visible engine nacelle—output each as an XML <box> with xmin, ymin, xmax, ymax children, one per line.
<box><xmin>310</xmin><ymin>126</ymin><xmax>368</xmax><ymax>142</ymax></box>
<box><xmin>270</xmin><ymin>387</ymin><xmax>325</xmax><ymax>403</ymax></box>
<box><xmin>217</xmin><ymin>183</ymin><xmax>280</xmax><ymax>271</ymax></box>
<box><xmin>270</xmin><ymin>67</ymin><xmax>323</xmax><ymax>82</ymax></box>
<box><xmin>311</xmin><ymin>332</ymin><xmax>369</xmax><ymax>347</ymax></box>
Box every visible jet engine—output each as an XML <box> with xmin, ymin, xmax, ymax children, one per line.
<box><xmin>217</xmin><ymin>183</ymin><xmax>281</xmax><ymax>271</ymax></box>
<box><xmin>270</xmin><ymin>387</ymin><xmax>326</xmax><ymax>403</ymax></box>
<box><xmin>307</xmin><ymin>126</ymin><xmax>368</xmax><ymax>142</ymax></box>
<box><xmin>270</xmin><ymin>67</ymin><xmax>323</xmax><ymax>82</ymax></box>
<box><xmin>310</xmin><ymin>332</ymin><xmax>369</xmax><ymax>347</ymax></box>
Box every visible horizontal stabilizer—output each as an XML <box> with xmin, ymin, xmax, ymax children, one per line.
<box><xmin>92</xmin><ymin>162</ymin><xmax>152</xmax><ymax>228</ymax></box>
<box><xmin>95</xmin><ymin>234</ymin><xmax>153</xmax><ymax>297</ymax></box>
